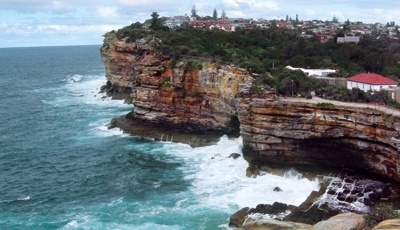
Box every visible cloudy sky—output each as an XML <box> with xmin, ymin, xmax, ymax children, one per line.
<box><xmin>1</xmin><ymin>0</ymin><xmax>400</xmax><ymax>48</ymax></box>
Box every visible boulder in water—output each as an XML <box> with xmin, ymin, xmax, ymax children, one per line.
<box><xmin>229</xmin><ymin>153</ymin><xmax>241</xmax><ymax>159</ymax></box>
<box><xmin>246</xmin><ymin>164</ymin><xmax>260</xmax><ymax>178</ymax></box>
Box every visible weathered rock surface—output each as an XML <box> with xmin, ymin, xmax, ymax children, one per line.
<box><xmin>239</xmin><ymin>219</ymin><xmax>314</xmax><ymax>230</ymax></box>
<box><xmin>313</xmin><ymin>212</ymin><xmax>366</xmax><ymax>230</ymax></box>
<box><xmin>100</xmin><ymin>32</ymin><xmax>400</xmax><ymax>183</ymax></box>
<box><xmin>100</xmin><ymin>32</ymin><xmax>246</xmax><ymax>137</ymax></box>
<box><xmin>372</xmin><ymin>218</ymin><xmax>400</xmax><ymax>229</ymax></box>
<box><xmin>235</xmin><ymin>214</ymin><xmax>399</xmax><ymax>230</ymax></box>
<box><xmin>238</xmin><ymin>95</ymin><xmax>400</xmax><ymax>183</ymax></box>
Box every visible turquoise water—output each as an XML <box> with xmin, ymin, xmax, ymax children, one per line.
<box><xmin>0</xmin><ymin>45</ymin><xmax>320</xmax><ymax>229</ymax></box>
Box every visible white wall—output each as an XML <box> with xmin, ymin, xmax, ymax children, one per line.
<box><xmin>286</xmin><ymin>66</ymin><xmax>336</xmax><ymax>77</ymax></box>
<box><xmin>347</xmin><ymin>81</ymin><xmax>397</xmax><ymax>92</ymax></box>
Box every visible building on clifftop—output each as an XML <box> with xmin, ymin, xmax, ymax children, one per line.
<box><xmin>347</xmin><ymin>73</ymin><xmax>398</xmax><ymax>92</ymax></box>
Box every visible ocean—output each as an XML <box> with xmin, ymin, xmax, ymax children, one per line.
<box><xmin>0</xmin><ymin>45</ymin><xmax>336</xmax><ymax>229</ymax></box>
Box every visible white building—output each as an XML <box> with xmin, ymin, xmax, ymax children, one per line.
<box><xmin>337</xmin><ymin>36</ymin><xmax>360</xmax><ymax>43</ymax></box>
<box><xmin>347</xmin><ymin>73</ymin><xmax>398</xmax><ymax>92</ymax></box>
<box><xmin>286</xmin><ymin>66</ymin><xmax>336</xmax><ymax>77</ymax></box>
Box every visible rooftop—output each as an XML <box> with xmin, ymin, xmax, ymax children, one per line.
<box><xmin>347</xmin><ymin>73</ymin><xmax>398</xmax><ymax>85</ymax></box>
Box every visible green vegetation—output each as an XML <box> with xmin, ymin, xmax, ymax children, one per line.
<box><xmin>250</xmin><ymin>85</ymin><xmax>264</xmax><ymax>93</ymax></box>
<box><xmin>316</xmin><ymin>102</ymin><xmax>335</xmax><ymax>108</ymax></box>
<box><xmin>112</xmin><ymin>14</ymin><xmax>400</xmax><ymax>106</ymax></box>
<box><xmin>115</xmin><ymin>17</ymin><xmax>400</xmax><ymax>77</ymax></box>
<box><xmin>364</xmin><ymin>202</ymin><xmax>399</xmax><ymax>228</ymax></box>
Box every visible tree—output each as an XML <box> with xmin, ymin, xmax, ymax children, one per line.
<box><xmin>149</xmin><ymin>12</ymin><xmax>163</xmax><ymax>31</ymax></box>
<box><xmin>332</xmin><ymin>15</ymin><xmax>339</xmax><ymax>23</ymax></box>
<box><xmin>191</xmin><ymin>5</ymin><xmax>197</xmax><ymax>18</ymax></box>
<box><xmin>221</xmin><ymin>9</ymin><xmax>226</xmax><ymax>19</ymax></box>
<box><xmin>213</xmin><ymin>8</ymin><xmax>218</xmax><ymax>19</ymax></box>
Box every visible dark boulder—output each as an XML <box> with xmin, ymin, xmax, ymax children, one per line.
<box><xmin>229</xmin><ymin>153</ymin><xmax>241</xmax><ymax>159</ymax></box>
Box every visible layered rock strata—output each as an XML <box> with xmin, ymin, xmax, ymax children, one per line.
<box><xmin>100</xmin><ymin>32</ymin><xmax>244</xmax><ymax>137</ymax></box>
<box><xmin>100</xmin><ymin>32</ymin><xmax>400</xmax><ymax>183</ymax></box>
<box><xmin>237</xmin><ymin>94</ymin><xmax>400</xmax><ymax>182</ymax></box>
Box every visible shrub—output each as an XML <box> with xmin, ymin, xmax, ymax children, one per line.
<box><xmin>364</xmin><ymin>202</ymin><xmax>399</xmax><ymax>228</ymax></box>
<box><xmin>316</xmin><ymin>102</ymin><xmax>334</xmax><ymax>108</ymax></box>
<box><xmin>250</xmin><ymin>85</ymin><xmax>264</xmax><ymax>93</ymax></box>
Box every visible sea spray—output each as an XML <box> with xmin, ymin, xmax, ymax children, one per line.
<box><xmin>161</xmin><ymin>136</ymin><xmax>320</xmax><ymax>211</ymax></box>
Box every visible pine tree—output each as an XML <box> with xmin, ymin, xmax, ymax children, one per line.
<box><xmin>332</xmin><ymin>15</ymin><xmax>338</xmax><ymax>23</ymax></box>
<box><xmin>149</xmin><ymin>12</ymin><xmax>162</xmax><ymax>30</ymax></box>
<box><xmin>191</xmin><ymin>5</ymin><xmax>197</xmax><ymax>18</ymax></box>
<box><xmin>221</xmin><ymin>9</ymin><xmax>226</xmax><ymax>19</ymax></box>
<box><xmin>213</xmin><ymin>8</ymin><xmax>218</xmax><ymax>19</ymax></box>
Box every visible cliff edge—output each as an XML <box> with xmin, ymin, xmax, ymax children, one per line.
<box><xmin>100</xmin><ymin>32</ymin><xmax>400</xmax><ymax>183</ymax></box>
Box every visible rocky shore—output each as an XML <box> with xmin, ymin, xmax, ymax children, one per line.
<box><xmin>100</xmin><ymin>32</ymin><xmax>400</xmax><ymax>228</ymax></box>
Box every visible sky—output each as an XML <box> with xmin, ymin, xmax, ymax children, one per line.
<box><xmin>1</xmin><ymin>0</ymin><xmax>400</xmax><ymax>48</ymax></box>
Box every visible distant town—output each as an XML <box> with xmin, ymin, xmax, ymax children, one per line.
<box><xmin>121</xmin><ymin>7</ymin><xmax>400</xmax><ymax>105</ymax></box>
<box><xmin>162</xmin><ymin>7</ymin><xmax>399</xmax><ymax>43</ymax></box>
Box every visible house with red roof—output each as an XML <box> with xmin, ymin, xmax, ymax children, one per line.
<box><xmin>347</xmin><ymin>73</ymin><xmax>398</xmax><ymax>92</ymax></box>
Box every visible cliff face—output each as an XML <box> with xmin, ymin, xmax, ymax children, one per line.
<box><xmin>237</xmin><ymin>94</ymin><xmax>400</xmax><ymax>182</ymax></box>
<box><xmin>100</xmin><ymin>32</ymin><xmax>247</xmax><ymax>135</ymax></box>
<box><xmin>100</xmin><ymin>32</ymin><xmax>400</xmax><ymax>182</ymax></box>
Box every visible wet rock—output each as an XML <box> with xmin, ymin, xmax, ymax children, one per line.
<box><xmin>107</xmin><ymin>118</ymin><xmax>118</xmax><ymax>129</ymax></box>
<box><xmin>254</xmin><ymin>204</ymin><xmax>272</xmax><ymax>214</ymax></box>
<box><xmin>284</xmin><ymin>205</ymin><xmax>334</xmax><ymax>225</ymax></box>
<box><xmin>239</xmin><ymin>219</ymin><xmax>314</xmax><ymax>230</ymax></box>
<box><xmin>364</xmin><ymin>198</ymin><xmax>374</xmax><ymax>206</ymax></box>
<box><xmin>268</xmin><ymin>202</ymin><xmax>288</xmax><ymax>215</ymax></box>
<box><xmin>246</xmin><ymin>164</ymin><xmax>260</xmax><ymax>178</ymax></box>
<box><xmin>314</xmin><ymin>212</ymin><xmax>366</xmax><ymax>230</ymax></box>
<box><xmin>229</xmin><ymin>207</ymin><xmax>250</xmax><ymax>228</ymax></box>
<box><xmin>229</xmin><ymin>153</ymin><xmax>241</xmax><ymax>159</ymax></box>
<box><xmin>370</xmin><ymin>192</ymin><xmax>383</xmax><ymax>201</ymax></box>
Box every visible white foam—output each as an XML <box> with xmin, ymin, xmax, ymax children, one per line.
<box><xmin>89</xmin><ymin>119</ymin><xmax>129</xmax><ymax>138</ymax></box>
<box><xmin>161</xmin><ymin>136</ymin><xmax>320</xmax><ymax>213</ymax></box>
<box><xmin>17</xmin><ymin>196</ymin><xmax>30</xmax><ymax>201</ymax></box>
<box><xmin>43</xmin><ymin>74</ymin><xmax>132</xmax><ymax>112</ymax></box>
<box><xmin>313</xmin><ymin>175</ymin><xmax>381</xmax><ymax>213</ymax></box>
<box><xmin>65</xmin><ymin>74</ymin><xmax>82</xmax><ymax>83</ymax></box>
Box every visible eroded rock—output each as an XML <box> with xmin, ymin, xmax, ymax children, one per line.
<box><xmin>239</xmin><ymin>219</ymin><xmax>314</xmax><ymax>230</ymax></box>
<box><xmin>313</xmin><ymin>212</ymin><xmax>366</xmax><ymax>230</ymax></box>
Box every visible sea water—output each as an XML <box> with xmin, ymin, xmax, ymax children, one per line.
<box><xmin>0</xmin><ymin>45</ymin><xmax>322</xmax><ymax>229</ymax></box>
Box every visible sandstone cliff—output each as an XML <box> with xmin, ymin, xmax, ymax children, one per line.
<box><xmin>100</xmin><ymin>32</ymin><xmax>245</xmax><ymax>136</ymax></box>
<box><xmin>100</xmin><ymin>32</ymin><xmax>400</xmax><ymax>183</ymax></box>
